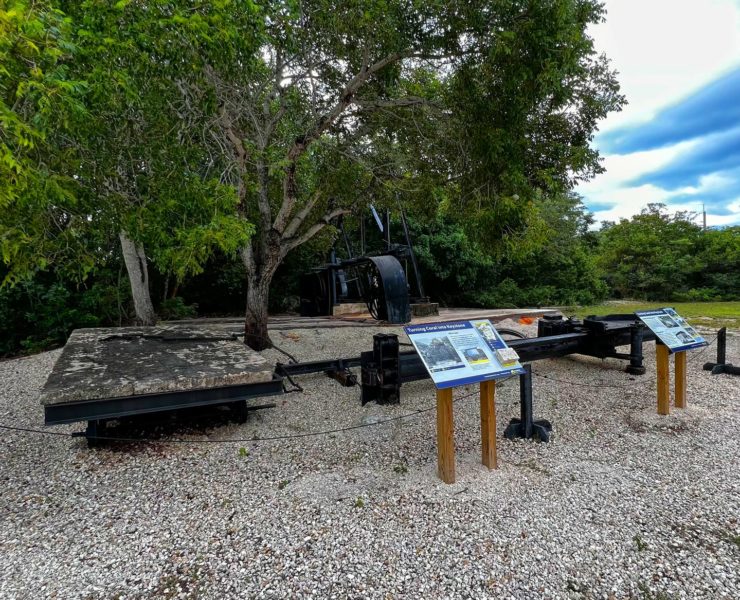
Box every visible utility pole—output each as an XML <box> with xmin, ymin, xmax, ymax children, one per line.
<box><xmin>703</xmin><ymin>203</ymin><xmax>707</xmax><ymax>231</ymax></box>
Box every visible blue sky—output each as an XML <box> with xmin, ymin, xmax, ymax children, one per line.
<box><xmin>578</xmin><ymin>0</ymin><xmax>740</xmax><ymax>227</ymax></box>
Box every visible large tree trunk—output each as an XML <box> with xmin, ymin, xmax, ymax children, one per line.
<box><xmin>244</xmin><ymin>273</ymin><xmax>272</xmax><ymax>350</ymax></box>
<box><xmin>119</xmin><ymin>231</ymin><xmax>157</xmax><ymax>326</ymax></box>
<box><xmin>241</xmin><ymin>242</ymin><xmax>281</xmax><ymax>350</ymax></box>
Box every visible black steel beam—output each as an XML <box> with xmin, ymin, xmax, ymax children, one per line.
<box><xmin>278</xmin><ymin>357</ymin><xmax>362</xmax><ymax>376</ymax></box>
<box><xmin>44</xmin><ymin>376</ymin><xmax>285</xmax><ymax>425</ymax></box>
<box><xmin>394</xmin><ymin>332</ymin><xmax>591</xmax><ymax>384</ymax></box>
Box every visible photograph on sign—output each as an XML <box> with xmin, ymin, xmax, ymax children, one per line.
<box><xmin>404</xmin><ymin>320</ymin><xmax>525</xmax><ymax>389</ymax></box>
<box><xmin>636</xmin><ymin>308</ymin><xmax>708</xmax><ymax>353</ymax></box>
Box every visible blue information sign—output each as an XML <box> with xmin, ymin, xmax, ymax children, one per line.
<box><xmin>404</xmin><ymin>320</ymin><xmax>526</xmax><ymax>389</ymax></box>
<box><xmin>636</xmin><ymin>308</ymin><xmax>708</xmax><ymax>353</ymax></box>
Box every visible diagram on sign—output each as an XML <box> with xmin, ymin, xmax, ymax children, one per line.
<box><xmin>636</xmin><ymin>308</ymin><xmax>708</xmax><ymax>353</ymax></box>
<box><xmin>404</xmin><ymin>320</ymin><xmax>525</xmax><ymax>389</ymax></box>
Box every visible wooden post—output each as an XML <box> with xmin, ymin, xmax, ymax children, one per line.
<box><xmin>656</xmin><ymin>343</ymin><xmax>670</xmax><ymax>415</ymax></box>
<box><xmin>675</xmin><ymin>351</ymin><xmax>687</xmax><ymax>409</ymax></box>
<box><xmin>436</xmin><ymin>388</ymin><xmax>455</xmax><ymax>484</ymax></box>
<box><xmin>480</xmin><ymin>380</ymin><xmax>497</xmax><ymax>469</ymax></box>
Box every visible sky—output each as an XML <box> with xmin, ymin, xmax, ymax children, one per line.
<box><xmin>577</xmin><ymin>0</ymin><xmax>740</xmax><ymax>227</ymax></box>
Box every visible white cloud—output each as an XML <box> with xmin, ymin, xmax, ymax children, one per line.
<box><xmin>579</xmin><ymin>0</ymin><xmax>740</xmax><ymax>226</ymax></box>
<box><xmin>590</xmin><ymin>0</ymin><xmax>740</xmax><ymax>133</ymax></box>
<box><xmin>583</xmin><ymin>140</ymin><xmax>697</xmax><ymax>190</ymax></box>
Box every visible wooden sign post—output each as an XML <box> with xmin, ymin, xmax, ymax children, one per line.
<box><xmin>436</xmin><ymin>388</ymin><xmax>455</xmax><ymax>484</ymax></box>
<box><xmin>655</xmin><ymin>342</ymin><xmax>688</xmax><ymax>415</ymax></box>
<box><xmin>405</xmin><ymin>319</ymin><xmax>523</xmax><ymax>484</ymax></box>
<box><xmin>480</xmin><ymin>380</ymin><xmax>497</xmax><ymax>470</ymax></box>
<box><xmin>436</xmin><ymin>381</ymin><xmax>498</xmax><ymax>484</ymax></box>
<box><xmin>636</xmin><ymin>308</ymin><xmax>705</xmax><ymax>415</ymax></box>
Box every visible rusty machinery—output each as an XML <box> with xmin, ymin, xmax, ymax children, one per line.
<box><xmin>299</xmin><ymin>207</ymin><xmax>428</xmax><ymax>324</ymax></box>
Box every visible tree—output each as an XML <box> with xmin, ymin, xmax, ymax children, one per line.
<box><xmin>597</xmin><ymin>204</ymin><xmax>703</xmax><ymax>299</ymax></box>
<box><xmin>167</xmin><ymin>0</ymin><xmax>622</xmax><ymax>349</ymax></box>
<box><xmin>3</xmin><ymin>1</ymin><xmax>624</xmax><ymax>344</ymax></box>
<box><xmin>58</xmin><ymin>1</ymin><xmax>255</xmax><ymax>324</ymax></box>
<box><xmin>692</xmin><ymin>226</ymin><xmax>740</xmax><ymax>300</ymax></box>
<box><xmin>0</xmin><ymin>1</ymin><xmax>88</xmax><ymax>284</ymax></box>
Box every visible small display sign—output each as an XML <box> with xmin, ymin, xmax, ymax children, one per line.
<box><xmin>404</xmin><ymin>319</ymin><xmax>526</xmax><ymax>389</ymax></box>
<box><xmin>636</xmin><ymin>308</ymin><xmax>708</xmax><ymax>353</ymax></box>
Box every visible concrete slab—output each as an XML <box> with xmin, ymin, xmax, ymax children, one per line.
<box><xmin>40</xmin><ymin>326</ymin><xmax>274</xmax><ymax>406</ymax></box>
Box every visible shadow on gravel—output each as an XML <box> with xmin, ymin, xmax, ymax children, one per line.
<box><xmin>83</xmin><ymin>403</ymin><xmax>259</xmax><ymax>453</ymax></box>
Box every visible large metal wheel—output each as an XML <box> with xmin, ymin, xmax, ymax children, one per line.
<box><xmin>359</xmin><ymin>262</ymin><xmax>386</xmax><ymax>320</ymax></box>
<box><xmin>299</xmin><ymin>272</ymin><xmax>331</xmax><ymax>316</ymax></box>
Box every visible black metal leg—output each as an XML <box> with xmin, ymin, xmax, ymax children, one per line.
<box><xmin>85</xmin><ymin>419</ymin><xmax>106</xmax><ymax>448</ymax></box>
<box><xmin>626</xmin><ymin>323</ymin><xmax>646</xmax><ymax>375</ymax></box>
<box><xmin>504</xmin><ymin>364</ymin><xmax>552</xmax><ymax>442</ymax></box>
<box><xmin>704</xmin><ymin>328</ymin><xmax>739</xmax><ymax>375</ymax></box>
<box><xmin>231</xmin><ymin>400</ymin><xmax>248</xmax><ymax>424</ymax></box>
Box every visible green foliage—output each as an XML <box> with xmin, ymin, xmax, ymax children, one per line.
<box><xmin>489</xmin><ymin>194</ymin><xmax>608</xmax><ymax>307</ymax></box>
<box><xmin>406</xmin><ymin>194</ymin><xmax>607</xmax><ymax>308</ymax></box>
<box><xmin>0</xmin><ymin>268</ymin><xmax>125</xmax><ymax>356</ymax></box>
<box><xmin>0</xmin><ymin>1</ymin><xmax>90</xmax><ymax>284</ymax></box>
<box><xmin>443</xmin><ymin>0</ymin><xmax>624</xmax><ymax>251</ymax></box>
<box><xmin>598</xmin><ymin>205</ymin><xmax>739</xmax><ymax>301</ymax></box>
<box><xmin>64</xmin><ymin>0</ymin><xmax>257</xmax><ymax>283</ymax></box>
<box><xmin>158</xmin><ymin>297</ymin><xmax>197</xmax><ymax>321</ymax></box>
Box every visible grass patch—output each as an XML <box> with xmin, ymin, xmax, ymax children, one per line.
<box><xmin>566</xmin><ymin>301</ymin><xmax>739</xmax><ymax>330</ymax></box>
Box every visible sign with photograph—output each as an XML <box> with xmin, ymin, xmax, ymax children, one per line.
<box><xmin>404</xmin><ymin>319</ymin><xmax>526</xmax><ymax>389</ymax></box>
<box><xmin>636</xmin><ymin>308</ymin><xmax>708</xmax><ymax>353</ymax></box>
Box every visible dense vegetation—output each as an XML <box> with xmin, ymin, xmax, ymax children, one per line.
<box><xmin>1</xmin><ymin>1</ymin><xmax>737</xmax><ymax>356</ymax></box>
<box><xmin>2</xmin><ymin>202</ymin><xmax>737</xmax><ymax>356</ymax></box>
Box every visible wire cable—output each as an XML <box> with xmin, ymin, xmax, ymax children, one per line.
<box><xmin>0</xmin><ymin>387</ymin><xmax>484</xmax><ymax>444</ymax></box>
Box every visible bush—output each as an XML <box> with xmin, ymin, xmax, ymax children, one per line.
<box><xmin>158</xmin><ymin>297</ymin><xmax>198</xmax><ymax>320</ymax></box>
<box><xmin>0</xmin><ymin>272</ymin><xmax>125</xmax><ymax>356</ymax></box>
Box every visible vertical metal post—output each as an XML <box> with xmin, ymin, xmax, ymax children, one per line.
<box><xmin>717</xmin><ymin>327</ymin><xmax>727</xmax><ymax>365</ymax></box>
<box><xmin>360</xmin><ymin>216</ymin><xmax>366</xmax><ymax>255</ymax></box>
<box><xmin>675</xmin><ymin>351</ymin><xmax>687</xmax><ymax>409</ymax></box>
<box><xmin>385</xmin><ymin>209</ymin><xmax>391</xmax><ymax>250</ymax></box>
<box><xmin>703</xmin><ymin>328</ymin><xmax>738</xmax><ymax>375</ymax></box>
<box><xmin>504</xmin><ymin>363</ymin><xmax>552</xmax><ymax>442</ymax></box>
<box><xmin>626</xmin><ymin>323</ymin><xmax>646</xmax><ymax>375</ymax></box>
<box><xmin>328</xmin><ymin>248</ymin><xmax>337</xmax><ymax>311</ymax></box>
<box><xmin>519</xmin><ymin>364</ymin><xmax>534</xmax><ymax>438</ymax></box>
<box><xmin>398</xmin><ymin>203</ymin><xmax>425</xmax><ymax>299</ymax></box>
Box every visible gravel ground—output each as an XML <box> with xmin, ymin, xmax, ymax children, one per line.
<box><xmin>0</xmin><ymin>320</ymin><xmax>738</xmax><ymax>599</ymax></box>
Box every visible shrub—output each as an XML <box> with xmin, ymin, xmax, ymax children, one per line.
<box><xmin>158</xmin><ymin>297</ymin><xmax>198</xmax><ymax>320</ymax></box>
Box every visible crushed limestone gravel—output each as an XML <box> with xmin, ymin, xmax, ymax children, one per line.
<box><xmin>0</xmin><ymin>320</ymin><xmax>738</xmax><ymax>599</ymax></box>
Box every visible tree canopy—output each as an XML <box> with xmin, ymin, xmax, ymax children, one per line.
<box><xmin>4</xmin><ymin>0</ymin><xmax>688</xmax><ymax>355</ymax></box>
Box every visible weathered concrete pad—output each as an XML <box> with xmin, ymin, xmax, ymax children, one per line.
<box><xmin>40</xmin><ymin>326</ymin><xmax>273</xmax><ymax>406</ymax></box>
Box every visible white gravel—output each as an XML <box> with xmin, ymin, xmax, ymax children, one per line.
<box><xmin>1</xmin><ymin>321</ymin><xmax>739</xmax><ymax>599</ymax></box>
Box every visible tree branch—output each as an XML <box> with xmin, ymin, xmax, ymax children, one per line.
<box><xmin>281</xmin><ymin>207</ymin><xmax>351</xmax><ymax>257</ymax></box>
<box><xmin>281</xmin><ymin>191</ymin><xmax>322</xmax><ymax>240</ymax></box>
<box><xmin>354</xmin><ymin>96</ymin><xmax>440</xmax><ymax>110</ymax></box>
<box><xmin>272</xmin><ymin>51</ymin><xmax>405</xmax><ymax>234</ymax></box>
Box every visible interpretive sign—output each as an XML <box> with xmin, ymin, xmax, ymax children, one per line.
<box><xmin>636</xmin><ymin>308</ymin><xmax>708</xmax><ymax>353</ymax></box>
<box><xmin>404</xmin><ymin>320</ymin><xmax>525</xmax><ymax>389</ymax></box>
